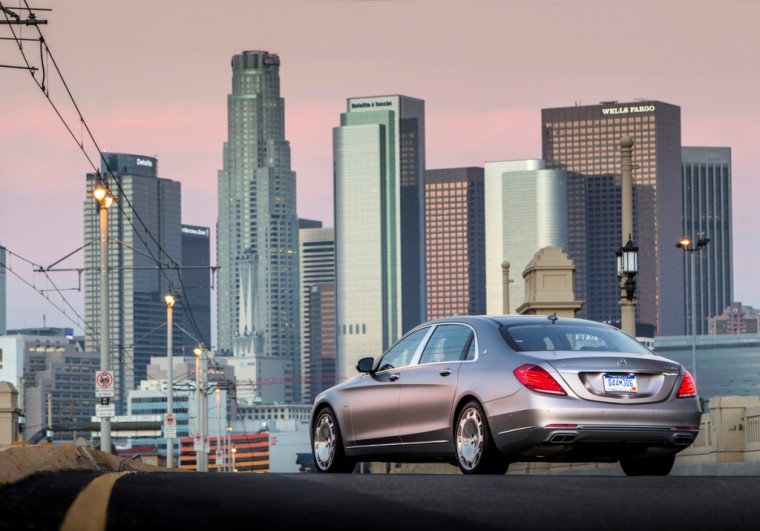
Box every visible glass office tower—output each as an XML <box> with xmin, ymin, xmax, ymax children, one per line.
<box><xmin>484</xmin><ymin>160</ymin><xmax>568</xmax><ymax>315</ymax></box>
<box><xmin>681</xmin><ymin>147</ymin><xmax>733</xmax><ymax>335</ymax></box>
<box><xmin>181</xmin><ymin>225</ymin><xmax>212</xmax><ymax>349</ymax></box>
<box><xmin>334</xmin><ymin>95</ymin><xmax>426</xmax><ymax>381</ymax></box>
<box><xmin>542</xmin><ymin>101</ymin><xmax>685</xmax><ymax>336</ymax></box>
<box><xmin>216</xmin><ymin>51</ymin><xmax>300</xmax><ymax>401</ymax></box>
<box><xmin>84</xmin><ymin>153</ymin><xmax>182</xmax><ymax>414</ymax></box>
<box><xmin>299</xmin><ymin>226</ymin><xmax>335</xmax><ymax>403</ymax></box>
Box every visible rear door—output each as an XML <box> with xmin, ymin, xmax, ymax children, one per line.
<box><xmin>398</xmin><ymin>324</ymin><xmax>473</xmax><ymax>444</ymax></box>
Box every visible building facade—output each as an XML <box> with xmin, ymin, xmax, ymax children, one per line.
<box><xmin>299</xmin><ymin>226</ymin><xmax>335</xmax><ymax>403</ymax></box>
<box><xmin>216</xmin><ymin>50</ymin><xmax>300</xmax><ymax>402</ymax></box>
<box><xmin>484</xmin><ymin>160</ymin><xmax>568</xmax><ymax>315</ymax></box>
<box><xmin>84</xmin><ymin>153</ymin><xmax>183</xmax><ymax>414</ymax></box>
<box><xmin>333</xmin><ymin>95</ymin><xmax>426</xmax><ymax>381</ymax></box>
<box><xmin>425</xmin><ymin>167</ymin><xmax>485</xmax><ymax>320</ymax></box>
<box><xmin>542</xmin><ymin>101</ymin><xmax>685</xmax><ymax>335</ymax></box>
<box><xmin>181</xmin><ymin>225</ymin><xmax>212</xmax><ymax>349</ymax></box>
<box><xmin>708</xmin><ymin>302</ymin><xmax>758</xmax><ymax>335</ymax></box>
<box><xmin>0</xmin><ymin>330</ymin><xmax>98</xmax><ymax>442</ymax></box>
<box><xmin>307</xmin><ymin>283</ymin><xmax>336</xmax><ymax>401</ymax></box>
<box><xmin>681</xmin><ymin>147</ymin><xmax>733</xmax><ymax>335</ymax></box>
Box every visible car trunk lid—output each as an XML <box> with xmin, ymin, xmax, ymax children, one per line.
<box><xmin>544</xmin><ymin>352</ymin><xmax>682</xmax><ymax>404</ymax></box>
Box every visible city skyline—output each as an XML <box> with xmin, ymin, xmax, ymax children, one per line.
<box><xmin>1</xmin><ymin>0</ymin><xmax>758</xmax><ymax>339</ymax></box>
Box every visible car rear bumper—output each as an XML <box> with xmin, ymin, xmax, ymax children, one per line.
<box><xmin>484</xmin><ymin>390</ymin><xmax>702</xmax><ymax>461</ymax></box>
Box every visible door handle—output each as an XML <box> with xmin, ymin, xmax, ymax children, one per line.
<box><xmin>389</xmin><ymin>373</ymin><xmax>400</xmax><ymax>382</ymax></box>
<box><xmin>439</xmin><ymin>369</ymin><xmax>452</xmax><ymax>377</ymax></box>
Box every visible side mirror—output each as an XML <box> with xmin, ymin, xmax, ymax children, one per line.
<box><xmin>356</xmin><ymin>357</ymin><xmax>375</xmax><ymax>373</ymax></box>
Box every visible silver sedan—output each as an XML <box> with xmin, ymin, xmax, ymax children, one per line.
<box><xmin>311</xmin><ymin>315</ymin><xmax>702</xmax><ymax>475</ymax></box>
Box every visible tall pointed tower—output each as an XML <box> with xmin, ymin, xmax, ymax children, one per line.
<box><xmin>217</xmin><ymin>51</ymin><xmax>300</xmax><ymax>402</ymax></box>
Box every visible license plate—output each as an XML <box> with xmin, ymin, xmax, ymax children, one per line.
<box><xmin>603</xmin><ymin>374</ymin><xmax>637</xmax><ymax>393</ymax></box>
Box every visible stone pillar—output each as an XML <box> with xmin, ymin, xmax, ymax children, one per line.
<box><xmin>515</xmin><ymin>247</ymin><xmax>583</xmax><ymax>317</ymax></box>
<box><xmin>0</xmin><ymin>381</ymin><xmax>22</xmax><ymax>445</ymax></box>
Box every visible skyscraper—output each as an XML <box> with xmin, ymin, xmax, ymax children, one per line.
<box><xmin>484</xmin><ymin>160</ymin><xmax>568</xmax><ymax>315</ymax></box>
<box><xmin>425</xmin><ymin>167</ymin><xmax>485</xmax><ymax>320</ymax></box>
<box><xmin>299</xmin><ymin>225</ymin><xmax>335</xmax><ymax>403</ymax></box>
<box><xmin>542</xmin><ymin>101</ymin><xmax>685</xmax><ymax>335</ymax></box>
<box><xmin>681</xmin><ymin>147</ymin><xmax>733</xmax><ymax>335</ymax></box>
<box><xmin>216</xmin><ymin>51</ymin><xmax>300</xmax><ymax>402</ymax></box>
<box><xmin>334</xmin><ymin>95</ymin><xmax>426</xmax><ymax>381</ymax></box>
<box><xmin>84</xmin><ymin>153</ymin><xmax>182</xmax><ymax>413</ymax></box>
<box><xmin>181</xmin><ymin>225</ymin><xmax>212</xmax><ymax>349</ymax></box>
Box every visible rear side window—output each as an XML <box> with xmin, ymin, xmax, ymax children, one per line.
<box><xmin>418</xmin><ymin>324</ymin><xmax>473</xmax><ymax>364</ymax></box>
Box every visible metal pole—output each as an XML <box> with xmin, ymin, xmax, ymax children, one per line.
<box><xmin>98</xmin><ymin>197</ymin><xmax>112</xmax><ymax>453</ymax></box>
<box><xmin>501</xmin><ymin>261</ymin><xmax>510</xmax><ymax>315</ymax></box>
<box><xmin>227</xmin><ymin>425</ymin><xmax>232</xmax><ymax>472</ymax></box>
<box><xmin>216</xmin><ymin>388</ymin><xmax>222</xmax><ymax>472</ymax></box>
<box><xmin>195</xmin><ymin>349</ymin><xmax>202</xmax><ymax>470</ymax></box>
<box><xmin>200</xmin><ymin>348</ymin><xmax>208</xmax><ymax>472</ymax></box>
<box><xmin>47</xmin><ymin>392</ymin><xmax>52</xmax><ymax>439</ymax></box>
<box><xmin>690</xmin><ymin>250</ymin><xmax>697</xmax><ymax>383</ymax></box>
<box><xmin>165</xmin><ymin>297</ymin><xmax>174</xmax><ymax>468</ymax></box>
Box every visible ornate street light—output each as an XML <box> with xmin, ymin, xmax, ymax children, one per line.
<box><xmin>618</xmin><ymin>238</ymin><xmax>639</xmax><ymax>302</ymax></box>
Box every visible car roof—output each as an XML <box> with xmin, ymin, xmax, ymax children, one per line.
<box><xmin>425</xmin><ymin>314</ymin><xmax>611</xmax><ymax>328</ymax></box>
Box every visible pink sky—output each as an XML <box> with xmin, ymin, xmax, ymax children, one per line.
<box><xmin>1</xmin><ymin>0</ymin><xmax>758</xmax><ymax>335</ymax></box>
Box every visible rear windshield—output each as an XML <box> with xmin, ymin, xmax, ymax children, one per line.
<box><xmin>500</xmin><ymin>323</ymin><xmax>652</xmax><ymax>354</ymax></box>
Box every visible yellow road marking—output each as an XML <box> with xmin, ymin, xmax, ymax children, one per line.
<box><xmin>60</xmin><ymin>471</ymin><xmax>135</xmax><ymax>531</ymax></box>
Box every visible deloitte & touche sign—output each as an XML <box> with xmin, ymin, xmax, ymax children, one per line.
<box><xmin>601</xmin><ymin>104</ymin><xmax>656</xmax><ymax>116</ymax></box>
<box><xmin>350</xmin><ymin>98</ymin><xmax>397</xmax><ymax>111</ymax></box>
<box><xmin>136</xmin><ymin>158</ymin><xmax>154</xmax><ymax>167</ymax></box>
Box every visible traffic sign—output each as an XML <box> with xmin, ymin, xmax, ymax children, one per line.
<box><xmin>96</xmin><ymin>403</ymin><xmax>115</xmax><ymax>418</ymax></box>
<box><xmin>163</xmin><ymin>413</ymin><xmax>177</xmax><ymax>438</ymax></box>
<box><xmin>95</xmin><ymin>371</ymin><xmax>115</xmax><ymax>397</ymax></box>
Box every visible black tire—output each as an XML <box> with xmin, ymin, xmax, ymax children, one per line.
<box><xmin>312</xmin><ymin>407</ymin><xmax>355</xmax><ymax>473</ymax></box>
<box><xmin>455</xmin><ymin>400</ymin><xmax>509</xmax><ymax>475</ymax></box>
<box><xmin>619</xmin><ymin>455</ymin><xmax>675</xmax><ymax>476</ymax></box>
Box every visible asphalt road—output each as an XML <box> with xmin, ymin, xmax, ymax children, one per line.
<box><xmin>1</xmin><ymin>471</ymin><xmax>758</xmax><ymax>530</ymax></box>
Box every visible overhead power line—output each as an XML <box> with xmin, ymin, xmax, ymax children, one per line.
<box><xmin>1</xmin><ymin>1</ymin><xmax>211</xmax><ymax>349</ymax></box>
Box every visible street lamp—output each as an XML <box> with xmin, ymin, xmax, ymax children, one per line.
<box><xmin>93</xmin><ymin>183</ymin><xmax>114</xmax><ymax>453</ymax></box>
<box><xmin>164</xmin><ymin>293</ymin><xmax>175</xmax><ymax>468</ymax></box>
<box><xmin>617</xmin><ymin>238</ymin><xmax>639</xmax><ymax>301</ymax></box>
<box><xmin>676</xmin><ymin>234</ymin><xmax>710</xmax><ymax>383</ymax></box>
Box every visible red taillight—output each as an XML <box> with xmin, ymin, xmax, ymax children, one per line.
<box><xmin>677</xmin><ymin>370</ymin><xmax>698</xmax><ymax>398</ymax></box>
<box><xmin>514</xmin><ymin>364</ymin><xmax>567</xmax><ymax>396</ymax></box>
